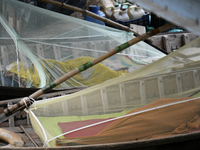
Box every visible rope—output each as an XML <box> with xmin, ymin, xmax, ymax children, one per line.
<box><xmin>22</xmin><ymin>97</ymin><xmax>36</xmax><ymax>110</ymax></box>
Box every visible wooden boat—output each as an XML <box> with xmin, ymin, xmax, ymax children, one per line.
<box><xmin>1</xmin><ymin>1</ymin><xmax>200</xmax><ymax>149</ymax></box>
<box><xmin>1</xmin><ymin>116</ymin><xmax>200</xmax><ymax>150</ymax></box>
<box><xmin>0</xmin><ymin>63</ymin><xmax>200</xmax><ymax>149</ymax></box>
<box><xmin>0</xmin><ymin>87</ymin><xmax>85</xmax><ymax>148</ymax></box>
<box><xmin>0</xmin><ymin>97</ymin><xmax>200</xmax><ymax>149</ymax></box>
<box><xmin>0</xmin><ymin>27</ymin><xmax>199</xmax><ymax>150</ymax></box>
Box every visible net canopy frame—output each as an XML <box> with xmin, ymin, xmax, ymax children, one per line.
<box><xmin>0</xmin><ymin>0</ymin><xmax>165</xmax><ymax>89</ymax></box>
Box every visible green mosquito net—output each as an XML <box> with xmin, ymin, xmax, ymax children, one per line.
<box><xmin>0</xmin><ymin>0</ymin><xmax>165</xmax><ymax>89</ymax></box>
<box><xmin>28</xmin><ymin>37</ymin><xmax>200</xmax><ymax>147</ymax></box>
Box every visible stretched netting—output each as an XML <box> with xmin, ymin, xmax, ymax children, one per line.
<box><xmin>0</xmin><ymin>0</ymin><xmax>164</xmax><ymax>88</ymax></box>
<box><xmin>28</xmin><ymin>37</ymin><xmax>200</xmax><ymax>147</ymax></box>
<box><xmin>3</xmin><ymin>0</ymin><xmax>200</xmax><ymax>148</ymax></box>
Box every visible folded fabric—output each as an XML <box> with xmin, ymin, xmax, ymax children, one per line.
<box><xmin>58</xmin><ymin>118</ymin><xmax>114</xmax><ymax>138</ymax></box>
<box><xmin>8</xmin><ymin>57</ymin><xmax>127</xmax><ymax>87</ymax></box>
<box><xmin>57</xmin><ymin>97</ymin><xmax>200</xmax><ymax>145</ymax></box>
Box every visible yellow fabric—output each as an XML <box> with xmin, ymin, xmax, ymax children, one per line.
<box><xmin>192</xmin><ymin>90</ymin><xmax>200</xmax><ymax>98</ymax></box>
<box><xmin>6</xmin><ymin>61</ymin><xmax>40</xmax><ymax>87</ymax></box>
<box><xmin>37</xmin><ymin>110</ymin><xmax>130</xmax><ymax>140</ymax></box>
<box><xmin>7</xmin><ymin>56</ymin><xmax>127</xmax><ymax>87</ymax></box>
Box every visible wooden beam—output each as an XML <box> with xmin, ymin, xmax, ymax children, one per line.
<box><xmin>20</xmin><ymin>125</ymin><xmax>39</xmax><ymax>147</ymax></box>
<box><xmin>7</xmin><ymin>102</ymin><xmax>15</xmax><ymax>127</ymax></box>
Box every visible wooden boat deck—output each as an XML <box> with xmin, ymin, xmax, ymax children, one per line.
<box><xmin>0</xmin><ymin>105</ymin><xmax>43</xmax><ymax>147</ymax></box>
<box><xmin>1</xmin><ymin>126</ymin><xmax>43</xmax><ymax>147</ymax></box>
<box><xmin>0</xmin><ymin>87</ymin><xmax>85</xmax><ymax>148</ymax></box>
<box><xmin>0</xmin><ymin>100</ymin><xmax>44</xmax><ymax>147</ymax></box>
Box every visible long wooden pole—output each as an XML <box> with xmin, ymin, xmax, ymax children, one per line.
<box><xmin>38</xmin><ymin>0</ymin><xmax>138</xmax><ymax>35</ymax></box>
<box><xmin>1</xmin><ymin>23</ymin><xmax>174</xmax><ymax>119</ymax></box>
<box><xmin>37</xmin><ymin>0</ymin><xmax>168</xmax><ymax>54</ymax></box>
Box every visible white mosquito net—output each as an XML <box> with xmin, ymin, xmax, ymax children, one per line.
<box><xmin>3</xmin><ymin>0</ymin><xmax>200</xmax><ymax>148</ymax></box>
<box><xmin>0</xmin><ymin>0</ymin><xmax>164</xmax><ymax>89</ymax></box>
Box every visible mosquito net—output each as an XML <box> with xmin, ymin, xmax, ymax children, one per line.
<box><xmin>27</xmin><ymin>36</ymin><xmax>200</xmax><ymax>147</ymax></box>
<box><xmin>4</xmin><ymin>0</ymin><xmax>200</xmax><ymax>148</ymax></box>
<box><xmin>0</xmin><ymin>0</ymin><xmax>164</xmax><ymax>89</ymax></box>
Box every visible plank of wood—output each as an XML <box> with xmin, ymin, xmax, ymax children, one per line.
<box><xmin>182</xmin><ymin>33</ymin><xmax>190</xmax><ymax>45</ymax></box>
<box><xmin>0</xmin><ymin>122</ymin><xmax>9</xmax><ymax>127</ymax></box>
<box><xmin>162</xmin><ymin>35</ymin><xmax>171</xmax><ymax>53</ymax></box>
<box><xmin>28</xmin><ymin>132</ymin><xmax>40</xmax><ymax>139</ymax></box>
<box><xmin>24</xmin><ymin>142</ymin><xmax>35</xmax><ymax>147</ymax></box>
<box><xmin>20</xmin><ymin>125</ymin><xmax>39</xmax><ymax>147</ymax></box>
<box><xmin>17</xmin><ymin>133</ymin><xmax>29</xmax><ymax>139</ymax></box>
<box><xmin>23</xmin><ymin>125</ymin><xmax>33</xmax><ymax>128</ymax></box>
<box><xmin>1</xmin><ymin>127</ymin><xmax>22</xmax><ymax>133</ymax></box>
<box><xmin>23</xmin><ymin>127</ymin><xmax>34</xmax><ymax>132</ymax></box>
<box><xmin>15</xmin><ymin>119</ymin><xmax>27</xmax><ymax>126</ymax></box>
<box><xmin>23</xmin><ymin>127</ymin><xmax>44</xmax><ymax>147</ymax></box>
<box><xmin>36</xmin><ymin>143</ymin><xmax>44</xmax><ymax>147</ymax></box>
<box><xmin>130</xmin><ymin>24</ymin><xmax>146</xmax><ymax>35</ymax></box>
<box><xmin>7</xmin><ymin>102</ymin><xmax>15</xmax><ymax>127</ymax></box>
<box><xmin>33</xmin><ymin>139</ymin><xmax>43</xmax><ymax>145</ymax></box>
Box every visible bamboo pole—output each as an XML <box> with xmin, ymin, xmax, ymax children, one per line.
<box><xmin>38</xmin><ymin>0</ymin><xmax>168</xmax><ymax>54</ymax></box>
<box><xmin>38</xmin><ymin>0</ymin><xmax>139</xmax><ymax>35</ymax></box>
<box><xmin>1</xmin><ymin>23</ymin><xmax>175</xmax><ymax>119</ymax></box>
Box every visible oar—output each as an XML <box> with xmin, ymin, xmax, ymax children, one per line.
<box><xmin>38</xmin><ymin>0</ymin><xmax>168</xmax><ymax>54</ymax></box>
<box><xmin>0</xmin><ymin>23</ymin><xmax>175</xmax><ymax>123</ymax></box>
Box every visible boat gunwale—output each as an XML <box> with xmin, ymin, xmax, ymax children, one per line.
<box><xmin>0</xmin><ymin>130</ymin><xmax>199</xmax><ymax>149</ymax></box>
